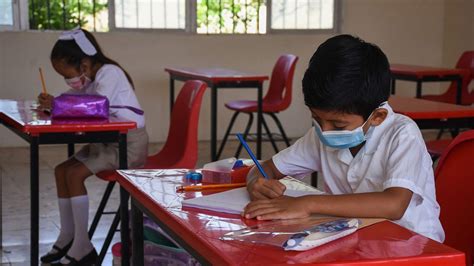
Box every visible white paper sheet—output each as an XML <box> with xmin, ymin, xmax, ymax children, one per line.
<box><xmin>182</xmin><ymin>179</ymin><xmax>324</xmax><ymax>214</ymax></box>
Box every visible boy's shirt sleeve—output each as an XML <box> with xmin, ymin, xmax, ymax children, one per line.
<box><xmin>382</xmin><ymin>123</ymin><xmax>434</xmax><ymax>205</ymax></box>
<box><xmin>272</xmin><ymin>127</ymin><xmax>321</xmax><ymax>179</ymax></box>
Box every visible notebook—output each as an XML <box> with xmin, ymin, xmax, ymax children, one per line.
<box><xmin>182</xmin><ymin>177</ymin><xmax>324</xmax><ymax>214</ymax></box>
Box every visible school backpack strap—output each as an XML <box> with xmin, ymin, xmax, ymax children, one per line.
<box><xmin>110</xmin><ymin>105</ymin><xmax>145</xmax><ymax>115</ymax></box>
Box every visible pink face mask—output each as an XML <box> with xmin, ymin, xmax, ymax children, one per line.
<box><xmin>65</xmin><ymin>73</ymin><xmax>91</xmax><ymax>90</ymax></box>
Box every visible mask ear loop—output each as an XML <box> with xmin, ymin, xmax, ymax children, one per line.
<box><xmin>363</xmin><ymin>101</ymin><xmax>389</xmax><ymax>133</ymax></box>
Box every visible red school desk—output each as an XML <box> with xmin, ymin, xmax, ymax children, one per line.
<box><xmin>116</xmin><ymin>169</ymin><xmax>465</xmax><ymax>266</ymax></box>
<box><xmin>0</xmin><ymin>99</ymin><xmax>136</xmax><ymax>266</ymax></box>
<box><xmin>165</xmin><ymin>67</ymin><xmax>269</xmax><ymax>161</ymax></box>
<box><xmin>390</xmin><ymin>64</ymin><xmax>468</xmax><ymax>104</ymax></box>
<box><xmin>388</xmin><ymin>96</ymin><xmax>474</xmax><ymax>129</ymax></box>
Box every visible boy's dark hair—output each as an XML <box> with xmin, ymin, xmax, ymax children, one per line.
<box><xmin>302</xmin><ymin>34</ymin><xmax>390</xmax><ymax>119</ymax></box>
<box><xmin>50</xmin><ymin>29</ymin><xmax>134</xmax><ymax>89</ymax></box>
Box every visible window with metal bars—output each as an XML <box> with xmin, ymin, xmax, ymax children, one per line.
<box><xmin>10</xmin><ymin>0</ymin><xmax>338</xmax><ymax>33</ymax></box>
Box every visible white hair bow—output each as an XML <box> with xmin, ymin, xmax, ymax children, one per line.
<box><xmin>58</xmin><ymin>27</ymin><xmax>97</xmax><ymax>56</ymax></box>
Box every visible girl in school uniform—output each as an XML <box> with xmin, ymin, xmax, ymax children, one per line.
<box><xmin>38</xmin><ymin>28</ymin><xmax>148</xmax><ymax>265</ymax></box>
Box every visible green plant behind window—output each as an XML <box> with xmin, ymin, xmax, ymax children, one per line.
<box><xmin>29</xmin><ymin>0</ymin><xmax>107</xmax><ymax>31</ymax></box>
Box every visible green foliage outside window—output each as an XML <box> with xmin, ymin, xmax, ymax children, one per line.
<box><xmin>29</xmin><ymin>0</ymin><xmax>263</xmax><ymax>33</ymax></box>
<box><xmin>197</xmin><ymin>0</ymin><xmax>265</xmax><ymax>34</ymax></box>
<box><xmin>29</xmin><ymin>0</ymin><xmax>107</xmax><ymax>30</ymax></box>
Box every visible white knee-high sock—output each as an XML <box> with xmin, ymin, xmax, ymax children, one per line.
<box><xmin>52</xmin><ymin>198</ymin><xmax>74</xmax><ymax>251</ymax></box>
<box><xmin>61</xmin><ymin>195</ymin><xmax>94</xmax><ymax>262</ymax></box>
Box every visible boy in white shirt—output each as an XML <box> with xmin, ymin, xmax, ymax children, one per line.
<box><xmin>243</xmin><ymin>34</ymin><xmax>444</xmax><ymax>242</ymax></box>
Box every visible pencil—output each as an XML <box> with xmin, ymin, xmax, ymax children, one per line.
<box><xmin>38</xmin><ymin>67</ymin><xmax>48</xmax><ymax>94</ymax></box>
<box><xmin>236</xmin><ymin>133</ymin><xmax>269</xmax><ymax>179</ymax></box>
<box><xmin>176</xmin><ymin>183</ymin><xmax>246</xmax><ymax>192</ymax></box>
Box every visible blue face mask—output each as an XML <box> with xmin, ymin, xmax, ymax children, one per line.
<box><xmin>313</xmin><ymin>116</ymin><xmax>371</xmax><ymax>149</ymax></box>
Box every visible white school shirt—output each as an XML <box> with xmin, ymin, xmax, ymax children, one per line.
<box><xmin>272</xmin><ymin>104</ymin><xmax>444</xmax><ymax>242</ymax></box>
<box><xmin>69</xmin><ymin>64</ymin><xmax>145</xmax><ymax>128</ymax></box>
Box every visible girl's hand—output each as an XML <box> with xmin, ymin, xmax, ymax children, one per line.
<box><xmin>247</xmin><ymin>177</ymin><xmax>286</xmax><ymax>200</ymax></box>
<box><xmin>243</xmin><ymin>195</ymin><xmax>311</xmax><ymax>220</ymax></box>
<box><xmin>37</xmin><ymin>93</ymin><xmax>54</xmax><ymax>110</ymax></box>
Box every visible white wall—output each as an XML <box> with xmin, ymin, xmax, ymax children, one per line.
<box><xmin>1</xmin><ymin>0</ymin><xmax>469</xmax><ymax>147</ymax></box>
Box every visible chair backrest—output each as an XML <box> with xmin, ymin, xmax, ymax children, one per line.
<box><xmin>263</xmin><ymin>54</ymin><xmax>298</xmax><ymax>111</ymax></box>
<box><xmin>443</xmin><ymin>51</ymin><xmax>474</xmax><ymax>105</ymax></box>
<box><xmin>145</xmin><ymin>80</ymin><xmax>207</xmax><ymax>169</ymax></box>
<box><xmin>435</xmin><ymin>130</ymin><xmax>474</xmax><ymax>266</ymax></box>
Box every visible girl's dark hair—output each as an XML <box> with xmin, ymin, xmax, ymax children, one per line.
<box><xmin>51</xmin><ymin>28</ymin><xmax>134</xmax><ymax>89</ymax></box>
<box><xmin>302</xmin><ymin>34</ymin><xmax>391</xmax><ymax>120</ymax></box>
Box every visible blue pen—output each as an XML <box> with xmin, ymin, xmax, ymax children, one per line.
<box><xmin>236</xmin><ymin>133</ymin><xmax>269</xmax><ymax>179</ymax></box>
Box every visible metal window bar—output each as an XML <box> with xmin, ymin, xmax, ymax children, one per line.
<box><xmin>319</xmin><ymin>0</ymin><xmax>323</xmax><ymax>27</ymax></box>
<box><xmin>93</xmin><ymin>0</ymin><xmax>96</xmax><ymax>31</ymax></box>
<box><xmin>150</xmin><ymin>0</ymin><xmax>153</xmax><ymax>27</ymax></box>
<box><xmin>62</xmin><ymin>0</ymin><xmax>66</xmax><ymax>29</ymax></box>
<box><xmin>46</xmin><ymin>0</ymin><xmax>51</xmax><ymax>28</ymax></box>
<box><xmin>257</xmin><ymin>0</ymin><xmax>260</xmax><ymax>33</ymax></box>
<box><xmin>219</xmin><ymin>0</ymin><xmax>221</xmax><ymax>33</ymax></box>
<box><xmin>135</xmin><ymin>0</ymin><xmax>138</xmax><ymax>27</ymax></box>
<box><xmin>164</xmin><ymin>0</ymin><xmax>167</xmax><ymax>28</ymax></box>
<box><xmin>306</xmin><ymin>0</ymin><xmax>311</xmax><ymax>29</ymax></box>
<box><xmin>77</xmin><ymin>0</ymin><xmax>81</xmax><ymax>27</ymax></box>
<box><xmin>30</xmin><ymin>0</ymin><xmax>36</xmax><ymax>29</ymax></box>
<box><xmin>244</xmin><ymin>0</ymin><xmax>247</xmax><ymax>33</ymax></box>
<box><xmin>206</xmin><ymin>0</ymin><xmax>209</xmax><ymax>34</ymax></box>
<box><xmin>294</xmin><ymin>0</ymin><xmax>297</xmax><ymax>29</ymax></box>
<box><xmin>232</xmin><ymin>0</ymin><xmax>235</xmax><ymax>33</ymax></box>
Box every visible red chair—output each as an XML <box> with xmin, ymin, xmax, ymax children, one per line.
<box><xmin>423</xmin><ymin>51</ymin><xmax>474</xmax><ymax>158</ymax></box>
<box><xmin>422</xmin><ymin>50</ymin><xmax>474</xmax><ymax>105</ymax></box>
<box><xmin>435</xmin><ymin>130</ymin><xmax>474</xmax><ymax>266</ymax></box>
<box><xmin>217</xmin><ymin>54</ymin><xmax>298</xmax><ymax>158</ymax></box>
<box><xmin>90</xmin><ymin>80</ymin><xmax>207</xmax><ymax>263</ymax></box>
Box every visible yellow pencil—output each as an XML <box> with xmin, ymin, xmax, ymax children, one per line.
<box><xmin>176</xmin><ymin>183</ymin><xmax>246</xmax><ymax>192</ymax></box>
<box><xmin>38</xmin><ymin>67</ymin><xmax>48</xmax><ymax>94</ymax></box>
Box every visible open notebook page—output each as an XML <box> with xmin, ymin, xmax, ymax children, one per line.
<box><xmin>182</xmin><ymin>177</ymin><xmax>324</xmax><ymax>215</ymax></box>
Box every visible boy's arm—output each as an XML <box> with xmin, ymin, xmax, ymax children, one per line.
<box><xmin>247</xmin><ymin>159</ymin><xmax>287</xmax><ymax>200</ymax></box>
<box><xmin>244</xmin><ymin>187</ymin><xmax>413</xmax><ymax>220</ymax></box>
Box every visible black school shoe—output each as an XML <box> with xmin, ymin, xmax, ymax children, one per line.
<box><xmin>40</xmin><ymin>241</ymin><xmax>73</xmax><ymax>263</ymax></box>
<box><xmin>59</xmin><ymin>248</ymin><xmax>98</xmax><ymax>266</ymax></box>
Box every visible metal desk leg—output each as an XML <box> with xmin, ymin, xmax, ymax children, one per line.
<box><xmin>169</xmin><ymin>77</ymin><xmax>175</xmax><ymax>115</ymax></box>
<box><xmin>67</xmin><ymin>143</ymin><xmax>75</xmax><ymax>157</ymax></box>
<box><xmin>257</xmin><ymin>83</ymin><xmax>263</xmax><ymax>159</ymax></box>
<box><xmin>211</xmin><ymin>85</ymin><xmax>218</xmax><ymax>161</ymax></box>
<box><xmin>30</xmin><ymin>137</ymin><xmax>39</xmax><ymax>266</ymax></box>
<box><xmin>416</xmin><ymin>80</ymin><xmax>422</xmax><ymax>98</ymax></box>
<box><xmin>118</xmin><ymin>133</ymin><xmax>130</xmax><ymax>266</ymax></box>
<box><xmin>131</xmin><ymin>200</ymin><xmax>144</xmax><ymax>266</ymax></box>
<box><xmin>456</xmin><ymin>75</ymin><xmax>462</xmax><ymax>105</ymax></box>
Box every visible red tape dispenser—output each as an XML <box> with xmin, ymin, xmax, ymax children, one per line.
<box><xmin>201</xmin><ymin>157</ymin><xmax>253</xmax><ymax>184</ymax></box>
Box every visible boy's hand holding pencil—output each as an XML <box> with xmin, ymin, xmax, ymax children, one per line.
<box><xmin>247</xmin><ymin>176</ymin><xmax>286</xmax><ymax>200</ymax></box>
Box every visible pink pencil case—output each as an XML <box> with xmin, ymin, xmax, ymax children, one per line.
<box><xmin>52</xmin><ymin>94</ymin><xmax>109</xmax><ymax>119</ymax></box>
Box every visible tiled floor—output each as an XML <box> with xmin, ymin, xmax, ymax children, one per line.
<box><xmin>0</xmin><ymin>139</ymin><xmax>293</xmax><ymax>265</ymax></box>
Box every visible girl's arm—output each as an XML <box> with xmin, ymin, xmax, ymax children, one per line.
<box><xmin>246</xmin><ymin>159</ymin><xmax>287</xmax><ymax>200</ymax></box>
<box><xmin>244</xmin><ymin>187</ymin><xmax>413</xmax><ymax>220</ymax></box>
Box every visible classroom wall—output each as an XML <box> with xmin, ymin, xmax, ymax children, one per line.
<box><xmin>0</xmin><ymin>0</ymin><xmax>469</xmax><ymax>148</ymax></box>
<box><xmin>442</xmin><ymin>0</ymin><xmax>474</xmax><ymax>67</ymax></box>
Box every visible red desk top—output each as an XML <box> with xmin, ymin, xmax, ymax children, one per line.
<box><xmin>390</xmin><ymin>64</ymin><xmax>469</xmax><ymax>79</ymax></box>
<box><xmin>165</xmin><ymin>67</ymin><xmax>269</xmax><ymax>83</ymax></box>
<box><xmin>117</xmin><ymin>169</ymin><xmax>465</xmax><ymax>265</ymax></box>
<box><xmin>389</xmin><ymin>96</ymin><xmax>474</xmax><ymax>120</ymax></box>
<box><xmin>0</xmin><ymin>99</ymin><xmax>136</xmax><ymax>135</ymax></box>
